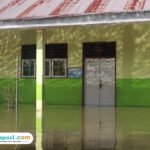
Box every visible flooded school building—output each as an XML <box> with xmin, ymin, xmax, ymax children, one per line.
<box><xmin>0</xmin><ymin>0</ymin><xmax>150</xmax><ymax>150</ymax></box>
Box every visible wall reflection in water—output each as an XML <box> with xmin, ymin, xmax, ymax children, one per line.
<box><xmin>0</xmin><ymin>105</ymin><xmax>36</xmax><ymax>150</ymax></box>
<box><xmin>83</xmin><ymin>106</ymin><xmax>116</xmax><ymax>150</ymax></box>
<box><xmin>1</xmin><ymin>105</ymin><xmax>150</xmax><ymax>150</ymax></box>
<box><xmin>43</xmin><ymin>106</ymin><xmax>82</xmax><ymax>150</ymax></box>
<box><xmin>43</xmin><ymin>106</ymin><xmax>116</xmax><ymax>150</ymax></box>
<box><xmin>116</xmin><ymin>107</ymin><xmax>150</xmax><ymax>150</ymax></box>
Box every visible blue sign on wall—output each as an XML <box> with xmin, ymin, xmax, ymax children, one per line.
<box><xmin>68</xmin><ymin>68</ymin><xmax>82</xmax><ymax>78</ymax></box>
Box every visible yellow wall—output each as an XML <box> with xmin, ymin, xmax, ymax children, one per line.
<box><xmin>0</xmin><ymin>23</ymin><xmax>150</xmax><ymax>79</ymax></box>
<box><xmin>0</xmin><ymin>30</ymin><xmax>21</xmax><ymax>78</ymax></box>
<box><xmin>0</xmin><ymin>29</ymin><xmax>36</xmax><ymax>78</ymax></box>
<box><xmin>44</xmin><ymin>23</ymin><xmax>150</xmax><ymax>79</ymax></box>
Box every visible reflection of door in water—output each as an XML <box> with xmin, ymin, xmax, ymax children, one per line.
<box><xmin>83</xmin><ymin>107</ymin><xmax>116</xmax><ymax>149</ymax></box>
<box><xmin>84</xmin><ymin>58</ymin><xmax>115</xmax><ymax>106</ymax></box>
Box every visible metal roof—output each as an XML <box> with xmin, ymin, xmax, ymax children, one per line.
<box><xmin>0</xmin><ymin>0</ymin><xmax>150</xmax><ymax>29</ymax></box>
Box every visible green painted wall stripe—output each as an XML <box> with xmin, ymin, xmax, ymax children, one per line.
<box><xmin>44</xmin><ymin>79</ymin><xmax>82</xmax><ymax>105</ymax></box>
<box><xmin>0</xmin><ymin>79</ymin><xmax>36</xmax><ymax>104</ymax></box>
<box><xmin>117</xmin><ymin>79</ymin><xmax>150</xmax><ymax>106</ymax></box>
<box><xmin>0</xmin><ymin>78</ymin><xmax>150</xmax><ymax>106</ymax></box>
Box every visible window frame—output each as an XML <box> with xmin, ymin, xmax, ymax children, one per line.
<box><xmin>22</xmin><ymin>59</ymin><xmax>36</xmax><ymax>78</ymax></box>
<box><xmin>51</xmin><ymin>58</ymin><xmax>67</xmax><ymax>78</ymax></box>
<box><xmin>45</xmin><ymin>59</ymin><xmax>52</xmax><ymax>78</ymax></box>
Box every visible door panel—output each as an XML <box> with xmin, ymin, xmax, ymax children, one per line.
<box><xmin>100</xmin><ymin>58</ymin><xmax>115</xmax><ymax>106</ymax></box>
<box><xmin>84</xmin><ymin>58</ymin><xmax>115</xmax><ymax>106</ymax></box>
<box><xmin>84</xmin><ymin>59</ymin><xmax>99</xmax><ymax>105</ymax></box>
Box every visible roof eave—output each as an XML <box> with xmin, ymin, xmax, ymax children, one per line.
<box><xmin>0</xmin><ymin>11</ymin><xmax>150</xmax><ymax>30</ymax></box>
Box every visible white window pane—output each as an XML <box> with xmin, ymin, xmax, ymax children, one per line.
<box><xmin>22</xmin><ymin>60</ymin><xmax>35</xmax><ymax>77</ymax></box>
<box><xmin>52</xmin><ymin>59</ymin><xmax>66</xmax><ymax>77</ymax></box>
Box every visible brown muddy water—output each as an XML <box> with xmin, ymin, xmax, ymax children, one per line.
<box><xmin>0</xmin><ymin>105</ymin><xmax>150</xmax><ymax>150</ymax></box>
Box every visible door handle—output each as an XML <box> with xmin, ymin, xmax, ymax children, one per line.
<box><xmin>99</xmin><ymin>82</ymin><xmax>102</xmax><ymax>89</ymax></box>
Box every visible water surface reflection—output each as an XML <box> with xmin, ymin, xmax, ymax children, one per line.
<box><xmin>43</xmin><ymin>106</ymin><xmax>116</xmax><ymax>150</ymax></box>
<box><xmin>0</xmin><ymin>104</ymin><xmax>35</xmax><ymax>150</ymax></box>
<box><xmin>42</xmin><ymin>106</ymin><xmax>150</xmax><ymax>150</ymax></box>
<box><xmin>0</xmin><ymin>105</ymin><xmax>150</xmax><ymax>150</ymax></box>
<box><xmin>43</xmin><ymin>106</ymin><xmax>82</xmax><ymax>150</ymax></box>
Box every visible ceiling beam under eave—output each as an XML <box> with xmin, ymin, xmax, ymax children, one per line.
<box><xmin>0</xmin><ymin>11</ymin><xmax>150</xmax><ymax>30</ymax></box>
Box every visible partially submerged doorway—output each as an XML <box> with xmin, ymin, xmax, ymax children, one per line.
<box><xmin>83</xmin><ymin>42</ymin><xmax>116</xmax><ymax>106</ymax></box>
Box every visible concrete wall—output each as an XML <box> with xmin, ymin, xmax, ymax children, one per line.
<box><xmin>0</xmin><ymin>30</ymin><xmax>36</xmax><ymax>104</ymax></box>
<box><xmin>0</xmin><ymin>23</ymin><xmax>150</xmax><ymax>105</ymax></box>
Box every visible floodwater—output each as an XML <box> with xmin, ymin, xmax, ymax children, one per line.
<box><xmin>0</xmin><ymin>105</ymin><xmax>150</xmax><ymax>150</ymax></box>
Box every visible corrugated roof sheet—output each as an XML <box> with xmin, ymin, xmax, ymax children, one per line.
<box><xmin>0</xmin><ymin>0</ymin><xmax>150</xmax><ymax>20</ymax></box>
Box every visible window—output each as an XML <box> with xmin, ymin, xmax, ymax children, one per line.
<box><xmin>21</xmin><ymin>45</ymin><xmax>36</xmax><ymax>77</ymax></box>
<box><xmin>21</xmin><ymin>44</ymin><xmax>67</xmax><ymax>78</ymax></box>
<box><xmin>52</xmin><ymin>59</ymin><xmax>66</xmax><ymax>77</ymax></box>
<box><xmin>45</xmin><ymin>59</ymin><xmax>51</xmax><ymax>77</ymax></box>
<box><xmin>22</xmin><ymin>60</ymin><xmax>35</xmax><ymax>77</ymax></box>
<box><xmin>45</xmin><ymin>44</ymin><xmax>67</xmax><ymax>78</ymax></box>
